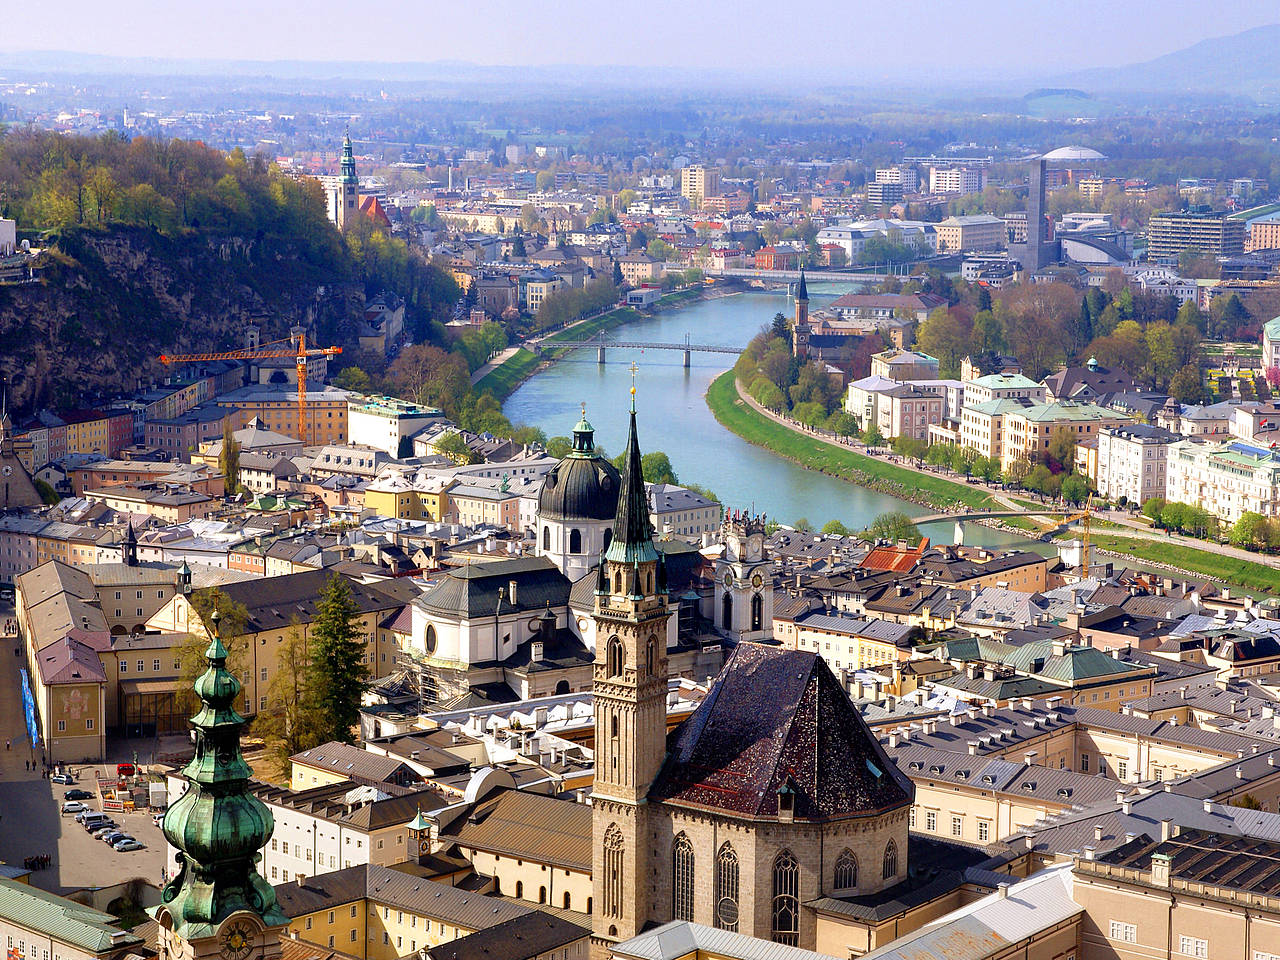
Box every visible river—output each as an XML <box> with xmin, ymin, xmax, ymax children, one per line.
<box><xmin>503</xmin><ymin>287</ymin><xmax>1031</xmax><ymax>549</ymax></box>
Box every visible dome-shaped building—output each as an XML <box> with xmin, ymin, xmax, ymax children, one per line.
<box><xmin>537</xmin><ymin>409</ymin><xmax>621</xmax><ymax>581</ymax></box>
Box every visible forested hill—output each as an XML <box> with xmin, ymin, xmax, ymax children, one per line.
<box><xmin>0</xmin><ymin>128</ymin><xmax>456</xmax><ymax>414</ymax></box>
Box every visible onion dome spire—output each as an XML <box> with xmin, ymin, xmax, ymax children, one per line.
<box><xmin>156</xmin><ymin>608</ymin><xmax>287</xmax><ymax>939</ymax></box>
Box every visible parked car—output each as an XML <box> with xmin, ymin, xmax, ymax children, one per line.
<box><xmin>152</xmin><ymin>813</ymin><xmax>165</xmax><ymax>826</ymax></box>
<box><xmin>63</xmin><ymin>789</ymin><xmax>92</xmax><ymax>801</ymax></box>
<box><xmin>51</xmin><ymin>773</ymin><xmax>74</xmax><ymax>785</ymax></box>
<box><xmin>100</xmin><ymin>831</ymin><xmax>131</xmax><ymax>845</ymax></box>
<box><xmin>81</xmin><ymin>815</ymin><xmax>113</xmax><ymax>831</ymax></box>
<box><xmin>113</xmin><ymin>839</ymin><xmax>144</xmax><ymax>852</ymax></box>
<box><xmin>89</xmin><ymin>822</ymin><xmax>118</xmax><ymax>837</ymax></box>
<box><xmin>61</xmin><ymin>801</ymin><xmax>87</xmax><ymax>815</ymax></box>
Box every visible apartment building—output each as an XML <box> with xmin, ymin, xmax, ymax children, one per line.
<box><xmin>347</xmin><ymin>397</ymin><xmax>445</xmax><ymax>458</ymax></box>
<box><xmin>1146</xmin><ymin>209</ymin><xmax>1245</xmax><ymax>263</ymax></box>
<box><xmin>928</xmin><ymin>166</ymin><xmax>986</xmax><ymax>195</ymax></box>
<box><xmin>1096</xmin><ymin>424</ymin><xmax>1177</xmax><ymax>506</ymax></box>
<box><xmin>874</xmin><ymin>166</ymin><xmax>920</xmax><ymax>192</ymax></box>
<box><xmin>934</xmin><ymin>214</ymin><xmax>1007</xmax><ymax>252</ymax></box>
<box><xmin>680</xmin><ymin>165</ymin><xmax>721</xmax><ymax>205</ymax></box>
<box><xmin>1001</xmin><ymin>401</ymin><xmax>1131</xmax><ymax>472</ymax></box>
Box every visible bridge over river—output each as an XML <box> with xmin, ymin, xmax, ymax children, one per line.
<box><xmin>916</xmin><ymin>508</ymin><xmax>1079</xmax><ymax>546</ymax></box>
<box><xmin>546</xmin><ymin>332</ymin><xmax>744</xmax><ymax>367</ymax></box>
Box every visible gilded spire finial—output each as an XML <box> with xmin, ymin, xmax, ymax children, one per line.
<box><xmin>629</xmin><ymin>361</ymin><xmax>639</xmax><ymax>412</ymax></box>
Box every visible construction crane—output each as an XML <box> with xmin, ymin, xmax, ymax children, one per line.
<box><xmin>1062</xmin><ymin>494</ymin><xmax>1094</xmax><ymax>579</ymax></box>
<box><xmin>158</xmin><ymin>331</ymin><xmax>342</xmax><ymax>446</ymax></box>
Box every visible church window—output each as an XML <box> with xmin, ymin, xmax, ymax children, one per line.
<box><xmin>424</xmin><ymin>625</ymin><xmax>437</xmax><ymax>655</ymax></box>
<box><xmin>610</xmin><ymin>715</ymin><xmax>619</xmax><ymax>740</ymax></box>
<box><xmin>646</xmin><ymin>639</ymin><xmax>657</xmax><ymax>676</ymax></box>
<box><xmin>607</xmin><ymin>637</ymin><xmax>624</xmax><ymax>677</ymax></box>
<box><xmin>569</xmin><ymin>529</ymin><xmax>582</xmax><ymax>554</ymax></box>
<box><xmin>672</xmin><ymin>833</ymin><xmax>695</xmax><ymax>922</ymax></box>
<box><xmin>882</xmin><ymin>840</ymin><xmax>898</xmax><ymax>880</ymax></box>
<box><xmin>751</xmin><ymin>593</ymin><xmax>763</xmax><ymax>632</ymax></box>
<box><xmin>603</xmin><ymin>824</ymin><xmax>624</xmax><ymax>918</ymax></box>
<box><xmin>543</xmin><ymin>526</ymin><xmax>550</xmax><ymax>550</ymax></box>
<box><xmin>722</xmin><ymin>594</ymin><xmax>733</xmax><ymax>630</ymax></box>
<box><xmin>555</xmin><ymin>680</ymin><xmax>571</xmax><ymax>695</ymax></box>
<box><xmin>771</xmin><ymin>850</ymin><xmax>800</xmax><ymax>945</ymax></box>
<box><xmin>715</xmin><ymin>843</ymin><xmax>739</xmax><ymax>932</ymax></box>
<box><xmin>834</xmin><ymin>850</ymin><xmax>858</xmax><ymax>891</ymax></box>
<box><xmin>615</xmin><ymin>571</ymin><xmax>623</xmax><ymax>594</ymax></box>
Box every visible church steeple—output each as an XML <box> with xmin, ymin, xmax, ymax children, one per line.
<box><xmin>604</xmin><ymin>384</ymin><xmax>658</xmax><ymax>565</ymax></box>
<box><xmin>796</xmin><ymin>267</ymin><xmax>809</xmax><ymax>303</ymax></box>
<box><xmin>123</xmin><ymin>522</ymin><xmax>138</xmax><ymax>567</ymax></box>
<box><xmin>792</xmin><ymin>268</ymin><xmax>811</xmax><ymax>359</ymax></box>
<box><xmin>155</xmin><ymin>609</ymin><xmax>287</xmax><ymax>960</ymax></box>
<box><xmin>340</xmin><ymin>130</ymin><xmax>358</xmax><ymax>185</ymax></box>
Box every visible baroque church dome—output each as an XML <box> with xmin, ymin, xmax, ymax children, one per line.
<box><xmin>538</xmin><ymin>412</ymin><xmax>621</xmax><ymax>522</ymax></box>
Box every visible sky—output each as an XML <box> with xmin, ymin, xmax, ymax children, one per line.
<box><xmin>5</xmin><ymin>1</ymin><xmax>1277</xmax><ymax>78</ymax></box>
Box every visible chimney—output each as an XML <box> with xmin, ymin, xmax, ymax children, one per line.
<box><xmin>982</xmin><ymin>703</ymin><xmax>995</xmax><ymax>717</ymax></box>
<box><xmin>1116</xmin><ymin>788</ymin><xmax>1125</xmax><ymax>804</ymax></box>
<box><xmin>1021</xmin><ymin>698</ymin><xmax>1034</xmax><ymax>711</ymax></box>
<box><xmin>1083</xmin><ymin>846</ymin><xmax>1096</xmax><ymax>860</ymax></box>
<box><xmin>968</xmin><ymin>741</ymin><xmax>978</xmax><ymax>755</ymax></box>
<box><xmin>1122</xmin><ymin>798</ymin><xmax>1132</xmax><ymax>815</ymax></box>
<box><xmin>1203</xmin><ymin>799</ymin><xmax>1213</xmax><ymax>813</ymax></box>
<box><xmin>996</xmin><ymin>883</ymin><xmax>1009</xmax><ymax>899</ymax></box>
<box><xmin>508</xmin><ymin>579</ymin><xmax>518</xmax><ymax>606</ymax></box>
<box><xmin>889</xmin><ymin>733</ymin><xmax>899</xmax><ymax>749</ymax></box>
<box><xmin>1151</xmin><ymin>852</ymin><xmax>1171</xmax><ymax>887</ymax></box>
<box><xmin>531</xmin><ymin>641</ymin><xmax>544</xmax><ymax>662</ymax></box>
<box><xmin>1024</xmin><ymin>751</ymin><xmax>1037</xmax><ymax>766</ymax></box>
<box><xmin>1236</xmin><ymin>766</ymin><xmax>1244</xmax><ymax>779</ymax></box>
<box><xmin>1161</xmin><ymin>818</ymin><xmax>1173</xmax><ymax>842</ymax></box>
<box><xmin>1094</xmin><ymin>824</ymin><xmax>1104</xmax><ymax>841</ymax></box>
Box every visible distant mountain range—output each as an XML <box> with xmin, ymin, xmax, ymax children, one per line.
<box><xmin>3</xmin><ymin>24</ymin><xmax>1280</xmax><ymax>97</ymax></box>
<box><xmin>1058</xmin><ymin>24</ymin><xmax>1280</xmax><ymax>96</ymax></box>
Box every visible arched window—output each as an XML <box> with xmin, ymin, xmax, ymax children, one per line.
<box><xmin>771</xmin><ymin>850</ymin><xmax>800</xmax><ymax>945</ymax></box>
<box><xmin>606</xmin><ymin>637</ymin><xmax>624</xmax><ymax>677</ymax></box>
<box><xmin>554</xmin><ymin>679</ymin><xmax>570</xmax><ymax>695</ymax></box>
<box><xmin>715</xmin><ymin>843</ymin><xmax>739</xmax><ymax>932</ymax></box>
<box><xmin>882</xmin><ymin>840</ymin><xmax>898</xmax><ymax>880</ymax></box>
<box><xmin>569</xmin><ymin>528</ymin><xmax>582</xmax><ymax>554</ymax></box>
<box><xmin>614</xmin><ymin>570</ymin><xmax>623</xmax><ymax>594</ymax></box>
<box><xmin>751</xmin><ymin>593</ymin><xmax>763</xmax><ymax>632</ymax></box>
<box><xmin>610</xmin><ymin>714</ymin><xmax>619</xmax><ymax>739</ymax></box>
<box><xmin>563</xmin><ymin>892</ymin><xmax>572</xmax><ymax>910</ymax></box>
<box><xmin>834</xmin><ymin>849</ymin><xmax>857</xmax><ymax>891</ymax></box>
<box><xmin>672</xmin><ymin>833</ymin><xmax>695</xmax><ymax>922</ymax></box>
<box><xmin>646</xmin><ymin>639</ymin><xmax>657</xmax><ymax>676</ymax></box>
<box><xmin>542</xmin><ymin>526</ymin><xmax>550</xmax><ymax>550</ymax></box>
<box><xmin>424</xmin><ymin>624</ymin><xmax>438</xmax><ymax>655</ymax></box>
<box><xmin>722</xmin><ymin>593</ymin><xmax>733</xmax><ymax>630</ymax></box>
<box><xmin>515</xmin><ymin>880</ymin><xmax>523</xmax><ymax>898</ymax></box>
<box><xmin>603</xmin><ymin>825</ymin><xmax>624</xmax><ymax>918</ymax></box>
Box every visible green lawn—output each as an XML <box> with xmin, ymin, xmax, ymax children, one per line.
<box><xmin>473</xmin><ymin>347</ymin><xmax>539</xmax><ymax>397</ymax></box>
<box><xmin>1089</xmin><ymin>533</ymin><xmax>1280</xmax><ymax>593</ymax></box>
<box><xmin>706</xmin><ymin>371</ymin><xmax>1000</xmax><ymax>512</ymax></box>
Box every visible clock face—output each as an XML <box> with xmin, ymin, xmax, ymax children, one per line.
<box><xmin>419</xmin><ymin>837</ymin><xmax>430</xmax><ymax>855</ymax></box>
<box><xmin>220</xmin><ymin>921</ymin><xmax>254</xmax><ymax>960</ymax></box>
<box><xmin>752</xmin><ymin>573</ymin><xmax>764</xmax><ymax>588</ymax></box>
<box><xmin>723</xmin><ymin>572</ymin><xmax>733</xmax><ymax>587</ymax></box>
<box><xmin>1</xmin><ymin>466</ymin><xmax>10</xmax><ymax>477</ymax></box>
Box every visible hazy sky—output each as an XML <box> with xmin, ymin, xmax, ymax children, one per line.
<box><xmin>5</xmin><ymin>1</ymin><xmax>1276</xmax><ymax>75</ymax></box>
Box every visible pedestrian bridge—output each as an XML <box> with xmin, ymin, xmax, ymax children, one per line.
<box><xmin>566</xmin><ymin>333</ymin><xmax>743</xmax><ymax>367</ymax></box>
<box><xmin>916</xmin><ymin>508</ymin><xmax>1079</xmax><ymax>546</ymax></box>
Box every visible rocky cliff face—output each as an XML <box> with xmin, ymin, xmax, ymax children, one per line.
<box><xmin>0</xmin><ymin>225</ymin><xmax>365</xmax><ymax>415</ymax></box>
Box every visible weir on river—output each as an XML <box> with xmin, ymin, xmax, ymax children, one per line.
<box><xmin>503</xmin><ymin>288</ymin><xmax>1030</xmax><ymax>550</ymax></box>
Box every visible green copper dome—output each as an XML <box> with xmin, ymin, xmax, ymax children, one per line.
<box><xmin>157</xmin><ymin>609</ymin><xmax>287</xmax><ymax>940</ymax></box>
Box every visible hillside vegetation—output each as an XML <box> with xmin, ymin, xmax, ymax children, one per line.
<box><xmin>0</xmin><ymin>128</ymin><xmax>457</xmax><ymax>413</ymax></box>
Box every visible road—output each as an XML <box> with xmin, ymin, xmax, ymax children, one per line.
<box><xmin>469</xmin><ymin>306</ymin><xmax>619</xmax><ymax>386</ymax></box>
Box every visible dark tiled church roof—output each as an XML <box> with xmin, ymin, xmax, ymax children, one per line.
<box><xmin>650</xmin><ymin>643</ymin><xmax>914</xmax><ymax>820</ymax></box>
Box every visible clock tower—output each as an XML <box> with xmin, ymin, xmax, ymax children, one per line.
<box><xmin>153</xmin><ymin>609</ymin><xmax>288</xmax><ymax>960</ymax></box>
<box><xmin>713</xmin><ymin>510</ymin><xmax>773</xmax><ymax>642</ymax></box>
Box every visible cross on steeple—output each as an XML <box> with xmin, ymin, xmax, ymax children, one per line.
<box><xmin>628</xmin><ymin>361</ymin><xmax>639</xmax><ymax>412</ymax></box>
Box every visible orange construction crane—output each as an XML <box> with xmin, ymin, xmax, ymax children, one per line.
<box><xmin>158</xmin><ymin>331</ymin><xmax>342</xmax><ymax>446</ymax></box>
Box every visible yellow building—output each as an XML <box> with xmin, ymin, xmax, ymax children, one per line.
<box><xmin>364</xmin><ymin>475</ymin><xmax>454</xmax><ymax>521</ymax></box>
<box><xmin>216</xmin><ymin>385</ymin><xmax>353</xmax><ymax>447</ymax></box>
<box><xmin>274</xmin><ymin>863</ymin><xmax>533</xmax><ymax>960</ymax></box>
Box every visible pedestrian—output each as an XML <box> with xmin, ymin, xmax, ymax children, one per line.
<box><xmin>24</xmin><ymin>759</ymin><xmax>28</xmax><ymax>771</ymax></box>
<box><xmin>5</xmin><ymin>739</ymin><xmax>9</xmax><ymax>750</ymax></box>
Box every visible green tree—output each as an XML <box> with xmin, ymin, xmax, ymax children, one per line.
<box><xmin>610</xmin><ymin>450</ymin><xmax>678</xmax><ymax>484</ymax></box>
<box><xmin>436</xmin><ymin>432</ymin><xmax>481</xmax><ymax>464</ymax></box>
<box><xmin>793</xmin><ymin>517</ymin><xmax>814</xmax><ymax>532</ymax></box>
<box><xmin>1061</xmin><ymin>473</ymin><xmax>1090</xmax><ymax>506</ymax></box>
<box><xmin>546</xmin><ymin>436</ymin><xmax>572</xmax><ymax>459</ymax></box>
<box><xmin>1230</xmin><ymin>511</ymin><xmax>1270</xmax><ymax>550</ymax></box>
<box><xmin>1233</xmin><ymin>793</ymin><xmax>1264</xmax><ymax>810</ymax></box>
<box><xmin>250</xmin><ymin>621</ymin><xmax>321</xmax><ymax>781</ymax></box>
<box><xmin>1169</xmin><ymin>363</ymin><xmax>1205</xmax><ymax>404</ymax></box>
<box><xmin>826</xmin><ymin>412</ymin><xmax>859</xmax><ymax>437</ymax></box>
<box><xmin>33</xmin><ymin>478</ymin><xmax>60</xmax><ymax>505</ymax></box>
<box><xmin>333</xmin><ymin>366</ymin><xmax>372</xmax><ymax>393</ymax></box>
<box><xmin>1047</xmin><ymin>426</ymin><xmax>1077</xmax><ymax>471</ymax></box>
<box><xmin>868</xmin><ymin>511</ymin><xmax>921</xmax><ymax>543</ymax></box>
<box><xmin>305</xmin><ymin>575</ymin><xmax>370</xmax><ymax>745</ymax></box>
<box><xmin>218</xmin><ymin>418</ymin><xmax>240</xmax><ymax>495</ymax></box>
<box><xmin>820</xmin><ymin>520</ymin><xmax>850</xmax><ymax>536</ymax></box>
<box><xmin>1141</xmin><ymin>497</ymin><xmax>1166</xmax><ymax>522</ymax></box>
<box><xmin>180</xmin><ymin>590</ymin><xmax>250</xmax><ymax>716</ymax></box>
<box><xmin>862</xmin><ymin>424</ymin><xmax>885</xmax><ymax>447</ymax></box>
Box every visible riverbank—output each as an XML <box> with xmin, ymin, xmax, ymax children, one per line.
<box><xmin>705</xmin><ymin>370</ymin><xmax>1001</xmax><ymax>515</ymax></box>
<box><xmin>474</xmin><ymin>285</ymin><xmax>716</xmax><ymax>401</ymax></box>
<box><xmin>1075</xmin><ymin>532</ymin><xmax>1280</xmax><ymax>594</ymax></box>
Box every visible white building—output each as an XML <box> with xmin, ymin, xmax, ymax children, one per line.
<box><xmin>875</xmin><ymin>166</ymin><xmax>920</xmax><ymax>192</ymax></box>
<box><xmin>347</xmin><ymin>397</ymin><xmax>445</xmax><ymax>458</ymax></box>
<box><xmin>1096</xmin><ymin>424</ymin><xmax>1177</xmax><ymax>507</ymax></box>
<box><xmin>1166</xmin><ymin>439</ymin><xmax>1280</xmax><ymax>523</ymax></box>
<box><xmin>963</xmin><ymin>373</ymin><xmax>1046</xmax><ymax>407</ymax></box>
<box><xmin>928</xmin><ymin>166</ymin><xmax>987</xmax><ymax>195</ymax></box>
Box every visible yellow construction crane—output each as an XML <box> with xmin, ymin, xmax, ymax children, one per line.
<box><xmin>1062</xmin><ymin>494</ymin><xmax>1094</xmax><ymax>579</ymax></box>
<box><xmin>159</xmin><ymin>331</ymin><xmax>342</xmax><ymax>446</ymax></box>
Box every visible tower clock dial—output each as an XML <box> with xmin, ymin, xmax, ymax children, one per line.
<box><xmin>751</xmin><ymin>573</ymin><xmax>763</xmax><ymax>588</ymax></box>
<box><xmin>723</xmin><ymin>572</ymin><xmax>733</xmax><ymax>587</ymax></box>
<box><xmin>219</xmin><ymin>921</ymin><xmax>254</xmax><ymax>960</ymax></box>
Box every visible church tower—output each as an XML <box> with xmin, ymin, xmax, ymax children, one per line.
<box><xmin>591</xmin><ymin>385</ymin><xmax>670</xmax><ymax>957</ymax></box>
<box><xmin>792</xmin><ymin>268</ymin><xmax>810</xmax><ymax>359</ymax></box>
<box><xmin>713</xmin><ymin>509</ymin><xmax>773</xmax><ymax>642</ymax></box>
<box><xmin>154</xmin><ymin>609</ymin><xmax>288</xmax><ymax>960</ymax></box>
<box><xmin>0</xmin><ymin>396</ymin><xmax>42</xmax><ymax>510</ymax></box>
<box><xmin>335</xmin><ymin>132</ymin><xmax>359</xmax><ymax>231</ymax></box>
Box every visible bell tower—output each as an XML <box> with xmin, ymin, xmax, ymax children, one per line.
<box><xmin>714</xmin><ymin>508</ymin><xmax>773</xmax><ymax>642</ymax></box>
<box><xmin>591</xmin><ymin>377</ymin><xmax>669</xmax><ymax>957</ymax></box>
<box><xmin>336</xmin><ymin>131</ymin><xmax>359</xmax><ymax>231</ymax></box>
<box><xmin>153</xmin><ymin>609</ymin><xmax>288</xmax><ymax>960</ymax></box>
